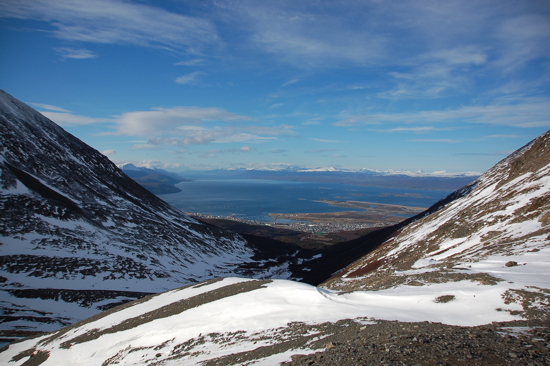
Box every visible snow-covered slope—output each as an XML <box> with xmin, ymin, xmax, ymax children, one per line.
<box><xmin>0</xmin><ymin>90</ymin><xmax>298</xmax><ymax>332</ymax></box>
<box><xmin>322</xmin><ymin>130</ymin><xmax>550</xmax><ymax>320</ymax></box>
<box><xmin>2</xmin><ymin>131</ymin><xmax>548</xmax><ymax>366</ymax></box>
<box><xmin>0</xmin><ymin>275</ymin><xmax>540</xmax><ymax>366</ymax></box>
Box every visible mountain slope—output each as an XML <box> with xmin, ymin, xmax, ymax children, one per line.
<box><xmin>0</xmin><ymin>90</ymin><xmax>302</xmax><ymax>332</ymax></box>
<box><xmin>1</xmin><ymin>132</ymin><xmax>548</xmax><ymax>365</ymax></box>
<box><xmin>322</xmin><ymin>130</ymin><xmax>550</xmax><ymax>320</ymax></box>
<box><xmin>1</xmin><ymin>277</ymin><xmax>547</xmax><ymax>365</ymax></box>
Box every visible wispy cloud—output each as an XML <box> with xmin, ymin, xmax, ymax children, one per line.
<box><xmin>1</xmin><ymin>0</ymin><xmax>220</xmax><ymax>53</ymax></box>
<box><xmin>487</xmin><ymin>134</ymin><xmax>521</xmax><ymax>138</ymax></box>
<box><xmin>302</xmin><ymin>119</ymin><xmax>321</xmax><ymax>126</ymax></box>
<box><xmin>132</xmin><ymin>144</ymin><xmax>164</xmax><ymax>150</ymax></box>
<box><xmin>175</xmin><ymin>71</ymin><xmax>206</xmax><ymax>85</ymax></box>
<box><xmin>494</xmin><ymin>14</ymin><xmax>550</xmax><ymax>72</ymax></box>
<box><xmin>112</xmin><ymin>107</ymin><xmax>254</xmax><ymax>136</ymax></box>
<box><xmin>333</xmin><ymin>115</ymin><xmax>379</xmax><ymax>127</ymax></box>
<box><xmin>40</xmin><ymin>111</ymin><xmax>111</xmax><ymax>126</ymax></box>
<box><xmin>268</xmin><ymin>149</ymin><xmax>288</xmax><ymax>154</ymax></box>
<box><xmin>451</xmin><ymin>151</ymin><xmax>509</xmax><ymax>156</ymax></box>
<box><xmin>334</xmin><ymin>97</ymin><xmax>550</xmax><ymax>128</ymax></box>
<box><xmin>55</xmin><ymin>47</ymin><xmax>97</xmax><ymax>60</ymax></box>
<box><xmin>385</xmin><ymin>127</ymin><xmax>440</xmax><ymax>133</ymax></box>
<box><xmin>226</xmin><ymin>1</ymin><xmax>388</xmax><ymax>67</ymax></box>
<box><xmin>305</xmin><ymin>148</ymin><xmax>337</xmax><ymax>154</ymax></box>
<box><xmin>175</xmin><ymin>59</ymin><xmax>205</xmax><ymax>66</ymax></box>
<box><xmin>40</xmin><ymin>102</ymin><xmax>298</xmax><ymax>146</ymax></box>
<box><xmin>202</xmin><ymin>146</ymin><xmax>252</xmax><ymax>156</ymax></box>
<box><xmin>85</xmin><ymin>106</ymin><xmax>299</xmax><ymax>147</ymax></box>
<box><xmin>31</xmin><ymin>103</ymin><xmax>70</xmax><ymax>112</ymax></box>
<box><xmin>282</xmin><ymin>79</ymin><xmax>300</xmax><ymax>87</ymax></box>
<box><xmin>309</xmin><ymin>138</ymin><xmax>346</xmax><ymax>143</ymax></box>
<box><xmin>409</xmin><ymin>139</ymin><xmax>461</xmax><ymax>143</ymax></box>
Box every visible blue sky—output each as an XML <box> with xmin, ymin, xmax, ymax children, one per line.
<box><xmin>1</xmin><ymin>0</ymin><xmax>549</xmax><ymax>173</ymax></box>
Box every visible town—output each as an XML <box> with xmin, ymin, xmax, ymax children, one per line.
<box><xmin>188</xmin><ymin>212</ymin><xmax>394</xmax><ymax>234</ymax></box>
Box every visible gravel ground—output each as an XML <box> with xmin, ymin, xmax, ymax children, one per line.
<box><xmin>282</xmin><ymin>320</ymin><xmax>550</xmax><ymax>366</ymax></box>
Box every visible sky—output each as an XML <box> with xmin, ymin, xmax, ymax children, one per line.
<box><xmin>1</xmin><ymin>0</ymin><xmax>549</xmax><ymax>174</ymax></box>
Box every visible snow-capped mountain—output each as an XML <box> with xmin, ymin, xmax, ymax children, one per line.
<box><xmin>0</xmin><ymin>90</ymin><xmax>302</xmax><ymax>332</ymax></box>
<box><xmin>2</xmin><ymin>130</ymin><xmax>548</xmax><ymax>365</ymax></box>
<box><xmin>224</xmin><ymin>165</ymin><xmax>480</xmax><ymax>177</ymax></box>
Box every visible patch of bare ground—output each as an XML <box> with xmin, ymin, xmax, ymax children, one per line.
<box><xmin>331</xmin><ymin>270</ymin><xmax>504</xmax><ymax>292</ymax></box>
<box><xmin>94</xmin><ymin>319</ymin><xmax>550</xmax><ymax>366</ymax></box>
<box><xmin>282</xmin><ymin>319</ymin><xmax>550</xmax><ymax>366</ymax></box>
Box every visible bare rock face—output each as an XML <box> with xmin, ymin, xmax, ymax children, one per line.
<box><xmin>0</xmin><ymin>90</ymin><xmax>299</xmax><ymax>331</ymax></box>
<box><xmin>322</xmin><ymin>130</ymin><xmax>550</xmax><ymax>320</ymax></box>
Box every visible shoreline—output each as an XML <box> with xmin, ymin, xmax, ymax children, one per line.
<box><xmin>268</xmin><ymin>200</ymin><xmax>426</xmax><ymax>227</ymax></box>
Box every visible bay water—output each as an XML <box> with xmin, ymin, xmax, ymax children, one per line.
<box><xmin>159</xmin><ymin>178</ymin><xmax>452</xmax><ymax>222</ymax></box>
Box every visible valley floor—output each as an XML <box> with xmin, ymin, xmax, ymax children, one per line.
<box><xmin>191</xmin><ymin>200</ymin><xmax>423</xmax><ymax>247</ymax></box>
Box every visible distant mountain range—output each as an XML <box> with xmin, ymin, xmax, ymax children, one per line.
<box><xmin>118</xmin><ymin>163</ymin><xmax>192</xmax><ymax>194</ymax></box>
<box><xmin>222</xmin><ymin>166</ymin><xmax>481</xmax><ymax>177</ymax></box>
<box><xmin>174</xmin><ymin>168</ymin><xmax>479</xmax><ymax>191</ymax></box>
<box><xmin>119</xmin><ymin>164</ymin><xmax>480</xmax><ymax>194</ymax></box>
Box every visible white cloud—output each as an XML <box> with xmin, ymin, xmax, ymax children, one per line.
<box><xmin>132</xmin><ymin>144</ymin><xmax>164</xmax><ymax>150</ymax></box>
<box><xmin>175</xmin><ymin>71</ymin><xmax>206</xmax><ymax>85</ymax></box>
<box><xmin>409</xmin><ymin>139</ymin><xmax>461</xmax><ymax>143</ymax></box>
<box><xmin>1</xmin><ymin>0</ymin><xmax>220</xmax><ymax>53</ymax></box>
<box><xmin>333</xmin><ymin>115</ymin><xmax>379</xmax><ymax>127</ymax></box>
<box><xmin>487</xmin><ymin>134</ymin><xmax>521</xmax><ymax>138</ymax></box>
<box><xmin>495</xmin><ymin>14</ymin><xmax>550</xmax><ymax>72</ymax></box>
<box><xmin>175</xmin><ymin>59</ymin><xmax>205</xmax><ymax>66</ymax></box>
<box><xmin>333</xmin><ymin>97</ymin><xmax>550</xmax><ymax>128</ymax></box>
<box><xmin>97</xmin><ymin>106</ymin><xmax>298</xmax><ymax>146</ymax></box>
<box><xmin>202</xmin><ymin>146</ymin><xmax>252</xmax><ymax>155</ymax></box>
<box><xmin>281</xmin><ymin>79</ymin><xmax>299</xmax><ymax>87</ymax></box>
<box><xmin>55</xmin><ymin>47</ymin><xmax>97</xmax><ymax>60</ymax></box>
<box><xmin>268</xmin><ymin>149</ymin><xmax>288</xmax><ymax>154</ymax></box>
<box><xmin>102</xmin><ymin>149</ymin><xmax>116</xmax><ymax>156</ymax></box>
<box><xmin>30</xmin><ymin>103</ymin><xmax>70</xmax><ymax>112</ymax></box>
<box><xmin>385</xmin><ymin>127</ymin><xmax>439</xmax><ymax>133</ymax></box>
<box><xmin>305</xmin><ymin>148</ymin><xmax>337</xmax><ymax>154</ymax></box>
<box><xmin>302</xmin><ymin>120</ymin><xmax>320</xmax><ymax>125</ymax></box>
<box><xmin>40</xmin><ymin>111</ymin><xmax>111</xmax><ymax>126</ymax></box>
<box><xmin>112</xmin><ymin>107</ymin><xmax>254</xmax><ymax>137</ymax></box>
<box><xmin>212</xmin><ymin>132</ymin><xmax>279</xmax><ymax>143</ymax></box>
<box><xmin>37</xmin><ymin>102</ymin><xmax>298</xmax><ymax>147</ymax></box>
<box><xmin>309</xmin><ymin>138</ymin><xmax>346</xmax><ymax>143</ymax></box>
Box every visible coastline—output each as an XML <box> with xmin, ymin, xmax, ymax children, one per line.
<box><xmin>268</xmin><ymin>200</ymin><xmax>426</xmax><ymax>227</ymax></box>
